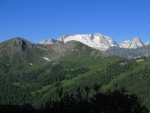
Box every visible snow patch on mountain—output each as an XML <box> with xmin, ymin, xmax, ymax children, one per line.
<box><xmin>119</xmin><ymin>40</ymin><xmax>131</xmax><ymax>48</ymax></box>
<box><xmin>58</xmin><ymin>33</ymin><xmax>118</xmax><ymax>51</ymax></box>
<box><xmin>43</xmin><ymin>57</ymin><xmax>51</xmax><ymax>61</ymax></box>
<box><xmin>30</xmin><ymin>63</ymin><xmax>33</xmax><ymax>65</ymax></box>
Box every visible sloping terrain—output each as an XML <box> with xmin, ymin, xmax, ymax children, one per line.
<box><xmin>0</xmin><ymin>38</ymin><xmax>150</xmax><ymax>112</ymax></box>
<box><xmin>0</xmin><ymin>38</ymin><xmax>116</xmax><ymax>106</ymax></box>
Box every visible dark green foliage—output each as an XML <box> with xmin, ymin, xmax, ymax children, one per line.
<box><xmin>0</xmin><ymin>90</ymin><xmax>148</xmax><ymax>113</ymax></box>
<box><xmin>0</xmin><ymin>104</ymin><xmax>35</xmax><ymax>113</ymax></box>
<box><xmin>1</xmin><ymin>56</ymin><xmax>150</xmax><ymax>112</ymax></box>
<box><xmin>50</xmin><ymin>63</ymin><xmax>64</xmax><ymax>75</ymax></box>
<box><xmin>39</xmin><ymin>89</ymin><xmax>148</xmax><ymax>113</ymax></box>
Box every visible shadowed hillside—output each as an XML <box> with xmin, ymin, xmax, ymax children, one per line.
<box><xmin>0</xmin><ymin>89</ymin><xmax>148</xmax><ymax>113</ymax></box>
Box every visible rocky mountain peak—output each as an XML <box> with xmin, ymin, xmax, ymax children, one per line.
<box><xmin>120</xmin><ymin>40</ymin><xmax>132</xmax><ymax>48</ymax></box>
<box><xmin>120</xmin><ymin>37</ymin><xmax>144</xmax><ymax>49</ymax></box>
<box><xmin>39</xmin><ymin>39</ymin><xmax>55</xmax><ymax>45</ymax></box>
<box><xmin>131</xmin><ymin>37</ymin><xmax>143</xmax><ymax>49</ymax></box>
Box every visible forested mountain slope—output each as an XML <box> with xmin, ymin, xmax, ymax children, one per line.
<box><xmin>0</xmin><ymin>38</ymin><xmax>150</xmax><ymax>112</ymax></box>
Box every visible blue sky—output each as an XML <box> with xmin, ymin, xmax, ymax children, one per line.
<box><xmin>0</xmin><ymin>0</ymin><xmax>150</xmax><ymax>44</ymax></box>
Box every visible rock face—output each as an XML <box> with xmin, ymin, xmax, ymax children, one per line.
<box><xmin>131</xmin><ymin>37</ymin><xmax>144</xmax><ymax>48</ymax></box>
<box><xmin>120</xmin><ymin>37</ymin><xmax>144</xmax><ymax>49</ymax></box>
<box><xmin>39</xmin><ymin>39</ymin><xmax>55</xmax><ymax>45</ymax></box>
<box><xmin>58</xmin><ymin>33</ymin><xmax>118</xmax><ymax>51</ymax></box>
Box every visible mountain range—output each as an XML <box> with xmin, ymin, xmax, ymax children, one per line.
<box><xmin>1</xmin><ymin>35</ymin><xmax>150</xmax><ymax>112</ymax></box>
<box><xmin>40</xmin><ymin>33</ymin><xmax>149</xmax><ymax>50</ymax></box>
<box><xmin>39</xmin><ymin>33</ymin><xmax>150</xmax><ymax>58</ymax></box>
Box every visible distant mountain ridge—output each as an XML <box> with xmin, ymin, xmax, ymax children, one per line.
<box><xmin>39</xmin><ymin>33</ymin><xmax>150</xmax><ymax>51</ymax></box>
<box><xmin>40</xmin><ymin>33</ymin><xmax>118</xmax><ymax>51</ymax></box>
<box><xmin>39</xmin><ymin>39</ymin><xmax>55</xmax><ymax>45</ymax></box>
<box><xmin>120</xmin><ymin>37</ymin><xmax>144</xmax><ymax>49</ymax></box>
<box><xmin>1</xmin><ymin>33</ymin><xmax>150</xmax><ymax>60</ymax></box>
